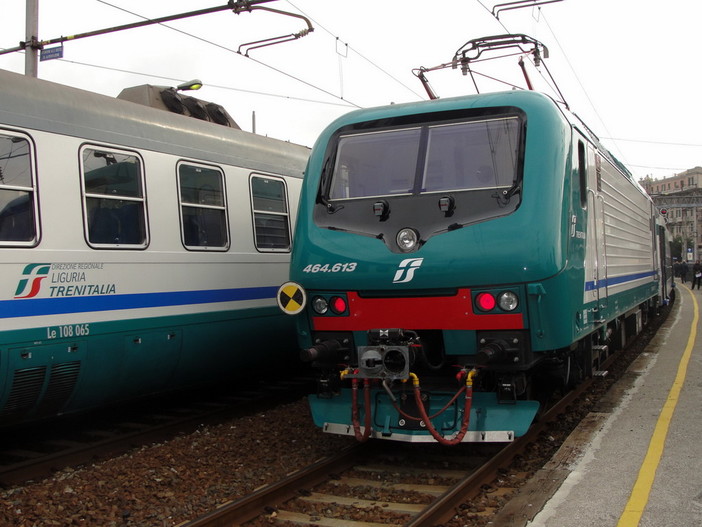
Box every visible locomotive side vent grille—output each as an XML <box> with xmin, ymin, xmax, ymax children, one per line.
<box><xmin>36</xmin><ymin>361</ymin><xmax>81</xmax><ymax>417</ymax></box>
<box><xmin>0</xmin><ymin>366</ymin><xmax>47</xmax><ymax>417</ymax></box>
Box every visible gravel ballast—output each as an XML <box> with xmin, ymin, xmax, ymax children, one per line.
<box><xmin>0</xmin><ymin>399</ymin><xmax>354</xmax><ymax>526</ymax></box>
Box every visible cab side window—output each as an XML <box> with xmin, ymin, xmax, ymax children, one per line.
<box><xmin>178</xmin><ymin>163</ymin><xmax>229</xmax><ymax>250</ymax></box>
<box><xmin>577</xmin><ymin>140</ymin><xmax>587</xmax><ymax>209</ymax></box>
<box><xmin>0</xmin><ymin>132</ymin><xmax>38</xmax><ymax>245</ymax></box>
<box><xmin>81</xmin><ymin>147</ymin><xmax>148</xmax><ymax>248</ymax></box>
<box><xmin>250</xmin><ymin>175</ymin><xmax>290</xmax><ymax>251</ymax></box>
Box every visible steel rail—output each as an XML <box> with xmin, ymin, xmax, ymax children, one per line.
<box><xmin>177</xmin><ymin>443</ymin><xmax>370</xmax><ymax>527</ymax></box>
<box><xmin>178</xmin><ymin>347</ymin><xmax>626</xmax><ymax>526</ymax></box>
<box><xmin>404</xmin><ymin>355</ymin><xmax>616</xmax><ymax>526</ymax></box>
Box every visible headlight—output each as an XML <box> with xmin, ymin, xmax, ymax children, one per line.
<box><xmin>312</xmin><ymin>296</ymin><xmax>329</xmax><ymax>314</ymax></box>
<box><xmin>396</xmin><ymin>228</ymin><xmax>419</xmax><ymax>252</ymax></box>
<box><xmin>497</xmin><ymin>291</ymin><xmax>519</xmax><ymax>311</ymax></box>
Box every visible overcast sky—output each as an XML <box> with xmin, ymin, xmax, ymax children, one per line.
<box><xmin>1</xmin><ymin>0</ymin><xmax>700</xmax><ymax>182</ymax></box>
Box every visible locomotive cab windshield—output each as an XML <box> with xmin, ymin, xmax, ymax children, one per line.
<box><xmin>314</xmin><ymin>109</ymin><xmax>525</xmax><ymax>253</ymax></box>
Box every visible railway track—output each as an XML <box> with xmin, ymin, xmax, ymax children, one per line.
<box><xmin>2</xmin><ymin>303</ymin><xmax>664</xmax><ymax>525</ymax></box>
<box><xmin>179</xmin><ymin>315</ymin><xmax>664</xmax><ymax>527</ymax></box>
<box><xmin>0</xmin><ymin>377</ymin><xmax>314</xmax><ymax>487</ymax></box>
<box><xmin>176</xmin><ymin>365</ymin><xmax>604</xmax><ymax>527</ymax></box>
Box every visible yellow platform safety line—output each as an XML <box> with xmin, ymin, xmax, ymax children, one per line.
<box><xmin>617</xmin><ymin>285</ymin><xmax>698</xmax><ymax>526</ymax></box>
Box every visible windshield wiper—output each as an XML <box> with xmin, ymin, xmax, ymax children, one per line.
<box><xmin>496</xmin><ymin>181</ymin><xmax>520</xmax><ymax>204</ymax></box>
<box><xmin>316</xmin><ymin>157</ymin><xmax>344</xmax><ymax>213</ymax></box>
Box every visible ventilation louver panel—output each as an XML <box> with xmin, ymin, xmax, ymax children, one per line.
<box><xmin>0</xmin><ymin>366</ymin><xmax>47</xmax><ymax>418</ymax></box>
<box><xmin>35</xmin><ymin>361</ymin><xmax>81</xmax><ymax>417</ymax></box>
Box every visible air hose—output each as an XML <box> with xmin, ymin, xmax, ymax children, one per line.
<box><xmin>343</xmin><ymin>369</ymin><xmax>476</xmax><ymax>445</ymax></box>
<box><xmin>351</xmin><ymin>378</ymin><xmax>372</xmax><ymax>442</ymax></box>
<box><xmin>341</xmin><ymin>369</ymin><xmax>372</xmax><ymax>442</ymax></box>
<box><xmin>411</xmin><ymin>370</ymin><xmax>476</xmax><ymax>446</ymax></box>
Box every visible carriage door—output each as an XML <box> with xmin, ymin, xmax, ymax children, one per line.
<box><xmin>585</xmin><ymin>146</ymin><xmax>608</xmax><ymax>319</ymax></box>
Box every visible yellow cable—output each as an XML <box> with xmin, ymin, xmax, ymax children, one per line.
<box><xmin>467</xmin><ymin>368</ymin><xmax>477</xmax><ymax>387</ymax></box>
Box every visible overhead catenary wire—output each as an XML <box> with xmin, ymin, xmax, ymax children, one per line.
<box><xmin>283</xmin><ymin>0</ymin><xmax>427</xmax><ymax>100</ymax></box>
<box><xmin>629</xmin><ymin>163</ymin><xmax>691</xmax><ymax>171</ymax></box>
<box><xmin>4</xmin><ymin>0</ymin><xmax>694</xmax><ymax>177</ymax></box>
<box><xmin>475</xmin><ymin>1</ymin><xmax>638</xmax><ymax>169</ymax></box>
<box><xmin>491</xmin><ymin>0</ymin><xmax>564</xmax><ymax>19</ymax></box>
<box><xmin>6</xmin><ymin>0</ymin><xmax>421</xmax><ymax>109</ymax></box>
<box><xmin>1</xmin><ymin>1</ymin><xmax>278</xmax><ymax>56</ymax></box>
<box><xmin>476</xmin><ymin>0</ymin><xmax>510</xmax><ymax>32</ymax></box>
<box><xmin>601</xmin><ymin>138</ymin><xmax>702</xmax><ymax>148</ymax></box>
<box><xmin>536</xmin><ymin>10</ymin><xmax>620</xmax><ymax>148</ymax></box>
<box><xmin>94</xmin><ymin>0</ymin><xmax>362</xmax><ymax>108</ymax></box>
<box><xmin>482</xmin><ymin>6</ymin><xmax>691</xmax><ymax>175</ymax></box>
<box><xmin>90</xmin><ymin>1</ymin><xmax>701</xmax><ymax>177</ymax></box>
<box><xmin>533</xmin><ymin>10</ymin><xmax>698</xmax><ymax>176</ymax></box>
<box><xmin>43</xmin><ymin>56</ymin><xmax>355</xmax><ymax>107</ymax></box>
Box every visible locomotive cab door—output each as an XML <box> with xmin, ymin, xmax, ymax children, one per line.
<box><xmin>657</xmin><ymin>221</ymin><xmax>671</xmax><ymax>301</ymax></box>
<box><xmin>584</xmin><ymin>144</ymin><xmax>608</xmax><ymax>320</ymax></box>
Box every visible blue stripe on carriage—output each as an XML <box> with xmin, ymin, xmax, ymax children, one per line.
<box><xmin>0</xmin><ymin>286</ymin><xmax>278</xmax><ymax>318</ymax></box>
<box><xmin>584</xmin><ymin>270</ymin><xmax>657</xmax><ymax>292</ymax></box>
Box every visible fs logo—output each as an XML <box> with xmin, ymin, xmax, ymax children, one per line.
<box><xmin>14</xmin><ymin>263</ymin><xmax>51</xmax><ymax>299</ymax></box>
<box><xmin>392</xmin><ymin>258</ymin><xmax>424</xmax><ymax>284</ymax></box>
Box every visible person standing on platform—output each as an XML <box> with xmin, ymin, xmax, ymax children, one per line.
<box><xmin>681</xmin><ymin>261</ymin><xmax>689</xmax><ymax>284</ymax></box>
<box><xmin>693</xmin><ymin>260</ymin><xmax>702</xmax><ymax>289</ymax></box>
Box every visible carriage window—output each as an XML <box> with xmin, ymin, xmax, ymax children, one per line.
<box><xmin>178</xmin><ymin>163</ymin><xmax>229</xmax><ymax>250</ymax></box>
<box><xmin>81</xmin><ymin>147</ymin><xmax>147</xmax><ymax>248</ymax></box>
<box><xmin>250</xmin><ymin>175</ymin><xmax>290</xmax><ymax>251</ymax></box>
<box><xmin>0</xmin><ymin>133</ymin><xmax>38</xmax><ymax>245</ymax></box>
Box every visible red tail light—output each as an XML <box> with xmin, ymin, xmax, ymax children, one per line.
<box><xmin>475</xmin><ymin>292</ymin><xmax>496</xmax><ymax>311</ymax></box>
<box><xmin>330</xmin><ymin>296</ymin><xmax>347</xmax><ymax>314</ymax></box>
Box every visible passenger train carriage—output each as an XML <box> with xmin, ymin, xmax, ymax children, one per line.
<box><xmin>279</xmin><ymin>85</ymin><xmax>673</xmax><ymax>444</ymax></box>
<box><xmin>0</xmin><ymin>68</ymin><xmax>308</xmax><ymax>424</ymax></box>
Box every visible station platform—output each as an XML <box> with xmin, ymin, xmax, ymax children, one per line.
<box><xmin>497</xmin><ymin>284</ymin><xmax>702</xmax><ymax>526</ymax></box>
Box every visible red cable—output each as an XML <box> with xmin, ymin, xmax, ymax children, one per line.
<box><xmin>414</xmin><ymin>382</ymin><xmax>473</xmax><ymax>446</ymax></box>
<box><xmin>351</xmin><ymin>378</ymin><xmax>372</xmax><ymax>442</ymax></box>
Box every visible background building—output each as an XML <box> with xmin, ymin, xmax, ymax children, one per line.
<box><xmin>639</xmin><ymin>167</ymin><xmax>702</xmax><ymax>262</ymax></box>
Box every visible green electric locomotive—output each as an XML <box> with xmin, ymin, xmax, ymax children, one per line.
<box><xmin>278</xmin><ymin>39</ymin><xmax>672</xmax><ymax>444</ymax></box>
